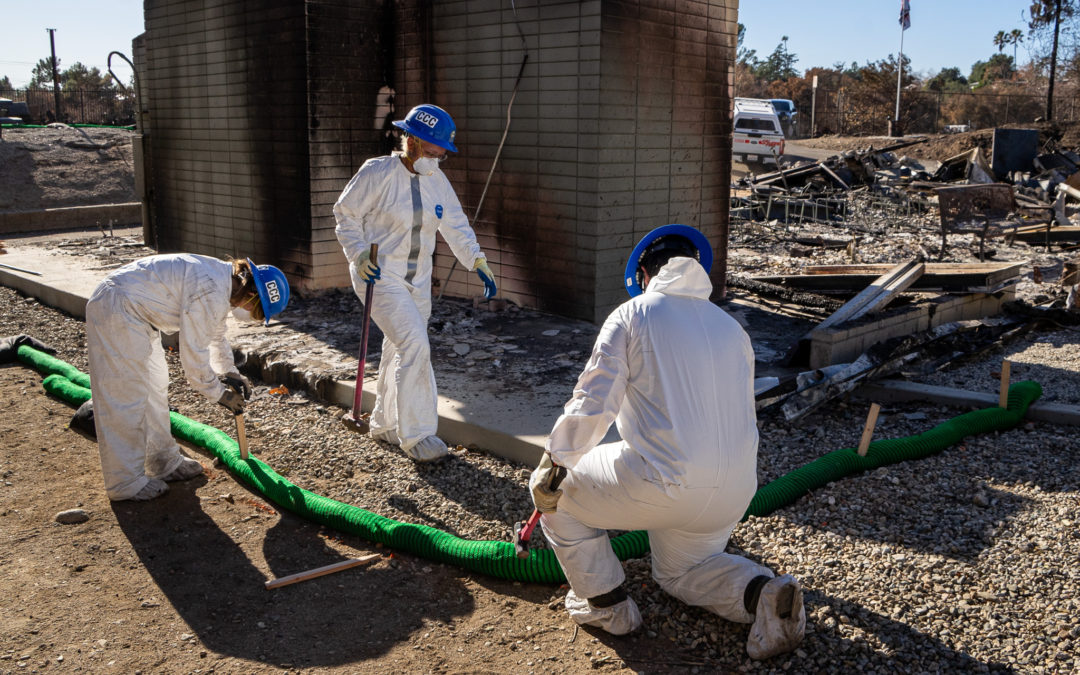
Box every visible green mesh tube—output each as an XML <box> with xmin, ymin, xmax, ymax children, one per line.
<box><xmin>17</xmin><ymin>344</ymin><xmax>91</xmax><ymax>389</ymax></box>
<box><xmin>26</xmin><ymin>348</ymin><xmax>1041</xmax><ymax>584</ymax></box>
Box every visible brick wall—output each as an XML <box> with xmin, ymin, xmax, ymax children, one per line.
<box><xmin>138</xmin><ymin>0</ymin><xmax>737</xmax><ymax>323</ymax></box>
<box><xmin>390</xmin><ymin>0</ymin><xmax>736</xmax><ymax>322</ymax></box>
<box><xmin>141</xmin><ymin>0</ymin><xmax>310</xmax><ymax>278</ymax></box>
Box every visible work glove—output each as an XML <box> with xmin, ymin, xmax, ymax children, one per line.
<box><xmin>529</xmin><ymin>453</ymin><xmax>565</xmax><ymax>514</ymax></box>
<box><xmin>221</xmin><ymin>372</ymin><xmax>252</xmax><ymax>399</ymax></box>
<box><xmin>474</xmin><ymin>258</ymin><xmax>497</xmax><ymax>299</ymax></box>
<box><xmin>353</xmin><ymin>249</ymin><xmax>381</xmax><ymax>283</ymax></box>
<box><xmin>218</xmin><ymin>388</ymin><xmax>245</xmax><ymax>415</ymax></box>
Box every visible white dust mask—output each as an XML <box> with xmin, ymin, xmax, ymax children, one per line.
<box><xmin>413</xmin><ymin>156</ymin><xmax>441</xmax><ymax>176</ymax></box>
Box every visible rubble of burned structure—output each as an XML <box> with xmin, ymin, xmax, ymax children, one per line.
<box><xmin>725</xmin><ymin>126</ymin><xmax>1080</xmax><ymax>423</ymax></box>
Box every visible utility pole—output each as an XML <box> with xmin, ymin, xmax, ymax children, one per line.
<box><xmin>47</xmin><ymin>28</ymin><xmax>62</xmax><ymax>122</ymax></box>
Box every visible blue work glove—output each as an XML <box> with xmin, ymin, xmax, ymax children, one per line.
<box><xmin>474</xmin><ymin>259</ymin><xmax>497</xmax><ymax>299</ymax></box>
<box><xmin>353</xmin><ymin>249</ymin><xmax>381</xmax><ymax>283</ymax></box>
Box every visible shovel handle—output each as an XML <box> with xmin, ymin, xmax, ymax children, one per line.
<box><xmin>235</xmin><ymin>412</ymin><xmax>248</xmax><ymax>459</ymax></box>
<box><xmin>350</xmin><ymin>243</ymin><xmax>379</xmax><ymax>419</ymax></box>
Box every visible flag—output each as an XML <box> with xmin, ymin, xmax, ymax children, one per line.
<box><xmin>900</xmin><ymin>0</ymin><xmax>911</xmax><ymax>30</ymax></box>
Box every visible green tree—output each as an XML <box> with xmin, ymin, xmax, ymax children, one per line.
<box><xmin>995</xmin><ymin>28</ymin><xmax>1026</xmax><ymax>62</ymax></box>
<box><xmin>28</xmin><ymin>57</ymin><xmax>60</xmax><ymax>89</ymax></box>
<box><xmin>970</xmin><ymin>53</ymin><xmax>1016</xmax><ymax>86</ymax></box>
<box><xmin>994</xmin><ymin>30</ymin><xmax>1009</xmax><ymax>53</ymax></box>
<box><xmin>925</xmin><ymin>67</ymin><xmax>968</xmax><ymax>92</ymax></box>
<box><xmin>1029</xmin><ymin>0</ymin><xmax>1078</xmax><ymax>119</ymax></box>
<box><xmin>753</xmin><ymin>36</ymin><xmax>799</xmax><ymax>83</ymax></box>
<box><xmin>61</xmin><ymin>63</ymin><xmax>115</xmax><ymax>91</ymax></box>
<box><xmin>0</xmin><ymin>75</ymin><xmax>12</xmax><ymax>92</ymax></box>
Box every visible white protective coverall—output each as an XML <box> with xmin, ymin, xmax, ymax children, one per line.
<box><xmin>85</xmin><ymin>254</ymin><xmax>240</xmax><ymax>500</ymax></box>
<box><xmin>540</xmin><ymin>256</ymin><xmax>775</xmax><ymax>633</ymax></box>
<box><xmin>334</xmin><ymin>153</ymin><xmax>485</xmax><ymax>452</ymax></box>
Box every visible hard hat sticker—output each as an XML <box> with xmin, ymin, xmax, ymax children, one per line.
<box><xmin>265</xmin><ymin>280</ymin><xmax>281</xmax><ymax>303</ymax></box>
<box><xmin>415</xmin><ymin>111</ymin><xmax>439</xmax><ymax>128</ymax></box>
<box><xmin>435</xmin><ymin>204</ymin><xmax>444</xmax><ymax>219</ymax></box>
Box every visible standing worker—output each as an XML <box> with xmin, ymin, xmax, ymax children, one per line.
<box><xmin>86</xmin><ymin>254</ymin><xmax>290</xmax><ymax>501</ymax></box>
<box><xmin>334</xmin><ymin>104</ymin><xmax>497</xmax><ymax>462</ymax></box>
<box><xmin>529</xmin><ymin>225</ymin><xmax>805</xmax><ymax>660</ymax></box>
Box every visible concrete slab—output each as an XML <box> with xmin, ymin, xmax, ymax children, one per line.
<box><xmin>0</xmin><ymin>228</ymin><xmax>594</xmax><ymax>465</ymax></box>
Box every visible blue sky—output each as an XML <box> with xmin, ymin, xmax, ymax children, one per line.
<box><xmin>1</xmin><ymin>1</ymin><xmax>1037</xmax><ymax>88</ymax></box>
<box><xmin>738</xmin><ymin>0</ymin><xmax>1035</xmax><ymax>77</ymax></box>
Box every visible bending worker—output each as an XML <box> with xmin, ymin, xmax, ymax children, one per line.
<box><xmin>86</xmin><ymin>254</ymin><xmax>290</xmax><ymax>501</ymax></box>
<box><xmin>529</xmin><ymin>225</ymin><xmax>805</xmax><ymax>660</ymax></box>
<box><xmin>334</xmin><ymin>103</ymin><xmax>497</xmax><ymax>462</ymax></box>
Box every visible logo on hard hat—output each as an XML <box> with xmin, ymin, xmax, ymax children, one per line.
<box><xmin>265</xmin><ymin>280</ymin><xmax>281</xmax><ymax>303</ymax></box>
<box><xmin>415</xmin><ymin>111</ymin><xmax>440</xmax><ymax>128</ymax></box>
<box><xmin>435</xmin><ymin>204</ymin><xmax>443</xmax><ymax>219</ymax></box>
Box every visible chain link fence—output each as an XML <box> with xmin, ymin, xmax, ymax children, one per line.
<box><xmin>0</xmin><ymin>88</ymin><xmax>135</xmax><ymax>126</ymax></box>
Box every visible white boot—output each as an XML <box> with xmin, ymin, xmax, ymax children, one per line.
<box><xmin>746</xmin><ymin>574</ymin><xmax>806</xmax><ymax>660</ymax></box>
<box><xmin>404</xmin><ymin>435</ymin><xmax>449</xmax><ymax>462</ymax></box>
<box><xmin>161</xmin><ymin>456</ymin><xmax>204</xmax><ymax>481</ymax></box>
<box><xmin>565</xmin><ymin>589</ymin><xmax>643</xmax><ymax>635</ymax></box>
<box><xmin>128</xmin><ymin>478</ymin><xmax>169</xmax><ymax>502</ymax></box>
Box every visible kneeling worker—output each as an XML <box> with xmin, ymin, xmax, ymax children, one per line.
<box><xmin>86</xmin><ymin>254</ymin><xmax>290</xmax><ymax>501</ymax></box>
<box><xmin>529</xmin><ymin>225</ymin><xmax>805</xmax><ymax>660</ymax></box>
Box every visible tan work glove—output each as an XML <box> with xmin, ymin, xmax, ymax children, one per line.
<box><xmin>529</xmin><ymin>453</ymin><xmax>565</xmax><ymax>513</ymax></box>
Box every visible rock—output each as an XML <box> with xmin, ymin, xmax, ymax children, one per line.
<box><xmin>55</xmin><ymin>509</ymin><xmax>89</xmax><ymax>524</ymax></box>
<box><xmin>453</xmin><ymin>343</ymin><xmax>471</xmax><ymax>356</ymax></box>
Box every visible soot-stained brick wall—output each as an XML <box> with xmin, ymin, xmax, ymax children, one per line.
<box><xmin>138</xmin><ymin>0</ymin><xmax>736</xmax><ymax>323</ymax></box>
<box><xmin>392</xmin><ymin>0</ymin><xmax>736</xmax><ymax>322</ymax></box>
<box><xmin>141</xmin><ymin>0</ymin><xmax>310</xmax><ymax>277</ymax></box>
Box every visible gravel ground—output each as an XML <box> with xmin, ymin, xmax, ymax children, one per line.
<box><xmin>3</xmin><ymin>264</ymin><xmax>1079</xmax><ymax>672</ymax></box>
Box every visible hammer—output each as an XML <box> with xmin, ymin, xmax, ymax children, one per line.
<box><xmin>512</xmin><ymin>464</ymin><xmax>566</xmax><ymax>559</ymax></box>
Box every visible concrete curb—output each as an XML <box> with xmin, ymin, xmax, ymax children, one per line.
<box><xmin>0</xmin><ymin>203</ymin><xmax>141</xmax><ymax>235</ymax></box>
<box><xmin>1</xmin><ymin>253</ymin><xmax>546</xmax><ymax>465</ymax></box>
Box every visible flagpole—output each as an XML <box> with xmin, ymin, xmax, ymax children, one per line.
<box><xmin>895</xmin><ymin>19</ymin><xmax>905</xmax><ymax>122</ymax></box>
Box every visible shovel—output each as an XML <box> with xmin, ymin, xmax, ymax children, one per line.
<box><xmin>343</xmin><ymin>243</ymin><xmax>378</xmax><ymax>433</ymax></box>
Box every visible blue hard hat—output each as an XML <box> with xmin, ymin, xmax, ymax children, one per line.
<box><xmin>247</xmin><ymin>258</ymin><xmax>290</xmax><ymax>325</ymax></box>
<box><xmin>623</xmin><ymin>224</ymin><xmax>713</xmax><ymax>297</ymax></box>
<box><xmin>393</xmin><ymin>104</ymin><xmax>458</xmax><ymax>152</ymax></box>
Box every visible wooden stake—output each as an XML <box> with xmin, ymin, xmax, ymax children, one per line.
<box><xmin>998</xmin><ymin>359</ymin><xmax>1012</xmax><ymax>409</ymax></box>
<box><xmin>857</xmin><ymin>403</ymin><xmax>881</xmax><ymax>457</ymax></box>
<box><xmin>265</xmin><ymin>553</ymin><xmax>381</xmax><ymax>590</ymax></box>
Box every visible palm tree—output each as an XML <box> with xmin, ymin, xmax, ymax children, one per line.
<box><xmin>993</xmin><ymin>30</ymin><xmax>1008</xmax><ymax>52</ymax></box>
<box><xmin>1009</xmin><ymin>28</ymin><xmax>1024</xmax><ymax>62</ymax></box>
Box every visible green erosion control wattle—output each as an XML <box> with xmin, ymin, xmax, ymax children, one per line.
<box><xmin>17</xmin><ymin>345</ymin><xmax>1042</xmax><ymax>583</ymax></box>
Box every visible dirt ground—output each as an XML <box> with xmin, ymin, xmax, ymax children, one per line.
<box><xmin>0</xmin><ymin>126</ymin><xmax>136</xmax><ymax>212</ymax></box>
<box><xmin>4</xmin><ymin>122</ymin><xmax>1080</xmax><ymax>674</ymax></box>
<box><xmin>2</xmin><ymin>295</ymin><xmax>686</xmax><ymax>674</ymax></box>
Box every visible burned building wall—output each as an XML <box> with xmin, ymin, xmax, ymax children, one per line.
<box><xmin>140</xmin><ymin>0</ymin><xmax>311</xmax><ymax>276</ymax></box>
<box><xmin>389</xmin><ymin>0</ymin><xmax>737</xmax><ymax>322</ymax></box>
<box><xmin>137</xmin><ymin>0</ymin><xmax>737</xmax><ymax>323</ymax></box>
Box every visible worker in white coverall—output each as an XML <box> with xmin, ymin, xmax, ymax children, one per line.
<box><xmin>334</xmin><ymin>104</ymin><xmax>497</xmax><ymax>462</ymax></box>
<box><xmin>529</xmin><ymin>225</ymin><xmax>806</xmax><ymax>660</ymax></box>
<box><xmin>86</xmin><ymin>254</ymin><xmax>290</xmax><ymax>501</ymax></box>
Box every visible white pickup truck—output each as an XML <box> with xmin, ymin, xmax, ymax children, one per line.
<box><xmin>732</xmin><ymin>97</ymin><xmax>785</xmax><ymax>166</ymax></box>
